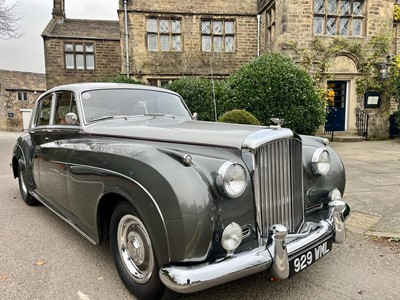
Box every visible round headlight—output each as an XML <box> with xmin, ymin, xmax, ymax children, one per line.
<box><xmin>312</xmin><ymin>148</ymin><xmax>331</xmax><ymax>176</ymax></box>
<box><xmin>221</xmin><ymin>222</ymin><xmax>243</xmax><ymax>255</ymax></box>
<box><xmin>216</xmin><ymin>161</ymin><xmax>247</xmax><ymax>198</ymax></box>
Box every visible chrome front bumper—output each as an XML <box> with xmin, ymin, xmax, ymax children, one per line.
<box><xmin>159</xmin><ymin>200</ymin><xmax>349</xmax><ymax>294</ymax></box>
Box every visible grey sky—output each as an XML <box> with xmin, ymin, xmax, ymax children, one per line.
<box><xmin>0</xmin><ymin>0</ymin><xmax>119</xmax><ymax>74</ymax></box>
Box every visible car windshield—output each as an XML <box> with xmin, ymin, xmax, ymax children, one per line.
<box><xmin>81</xmin><ymin>88</ymin><xmax>192</xmax><ymax>123</ymax></box>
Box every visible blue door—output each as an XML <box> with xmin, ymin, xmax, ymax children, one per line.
<box><xmin>325</xmin><ymin>81</ymin><xmax>347</xmax><ymax>132</ymax></box>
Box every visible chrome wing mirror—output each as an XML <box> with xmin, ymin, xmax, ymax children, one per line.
<box><xmin>65</xmin><ymin>112</ymin><xmax>79</xmax><ymax>125</ymax></box>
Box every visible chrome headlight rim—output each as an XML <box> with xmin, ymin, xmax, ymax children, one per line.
<box><xmin>216</xmin><ymin>161</ymin><xmax>247</xmax><ymax>198</ymax></box>
<box><xmin>311</xmin><ymin>147</ymin><xmax>331</xmax><ymax>176</ymax></box>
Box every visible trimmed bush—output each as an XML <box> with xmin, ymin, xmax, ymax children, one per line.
<box><xmin>166</xmin><ymin>77</ymin><xmax>225</xmax><ymax>121</ymax></box>
<box><xmin>218</xmin><ymin>109</ymin><xmax>261</xmax><ymax>125</ymax></box>
<box><xmin>225</xmin><ymin>53</ymin><xmax>326</xmax><ymax>135</ymax></box>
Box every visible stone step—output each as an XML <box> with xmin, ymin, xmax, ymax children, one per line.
<box><xmin>320</xmin><ymin>134</ymin><xmax>364</xmax><ymax>142</ymax></box>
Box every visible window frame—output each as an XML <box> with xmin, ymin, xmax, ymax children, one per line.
<box><xmin>146</xmin><ymin>17</ymin><xmax>182</xmax><ymax>52</ymax></box>
<box><xmin>17</xmin><ymin>91</ymin><xmax>28</xmax><ymax>101</ymax></box>
<box><xmin>265</xmin><ymin>3</ymin><xmax>276</xmax><ymax>47</ymax></box>
<box><xmin>313</xmin><ymin>0</ymin><xmax>365</xmax><ymax>37</ymax></box>
<box><xmin>200</xmin><ymin>19</ymin><xmax>236</xmax><ymax>53</ymax></box>
<box><xmin>64</xmin><ymin>42</ymin><xmax>95</xmax><ymax>70</ymax></box>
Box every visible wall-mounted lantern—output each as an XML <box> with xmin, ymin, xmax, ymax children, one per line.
<box><xmin>378</xmin><ymin>63</ymin><xmax>389</xmax><ymax>80</ymax></box>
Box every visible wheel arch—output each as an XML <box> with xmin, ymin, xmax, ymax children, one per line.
<box><xmin>97</xmin><ymin>187</ymin><xmax>171</xmax><ymax>267</ymax></box>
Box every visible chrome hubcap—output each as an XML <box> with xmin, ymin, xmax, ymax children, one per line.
<box><xmin>117</xmin><ymin>214</ymin><xmax>154</xmax><ymax>283</ymax></box>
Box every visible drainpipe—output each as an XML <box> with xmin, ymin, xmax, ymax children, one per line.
<box><xmin>123</xmin><ymin>0</ymin><xmax>130</xmax><ymax>77</ymax></box>
<box><xmin>257</xmin><ymin>14</ymin><xmax>261</xmax><ymax>57</ymax></box>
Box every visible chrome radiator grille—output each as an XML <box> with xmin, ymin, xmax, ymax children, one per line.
<box><xmin>253</xmin><ymin>138</ymin><xmax>304</xmax><ymax>238</ymax></box>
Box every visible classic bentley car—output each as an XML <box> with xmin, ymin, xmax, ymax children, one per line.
<box><xmin>12</xmin><ymin>83</ymin><xmax>350</xmax><ymax>299</ymax></box>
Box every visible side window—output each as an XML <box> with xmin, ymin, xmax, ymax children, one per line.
<box><xmin>35</xmin><ymin>95</ymin><xmax>53</xmax><ymax>127</ymax></box>
<box><xmin>55</xmin><ymin>92</ymin><xmax>78</xmax><ymax>125</ymax></box>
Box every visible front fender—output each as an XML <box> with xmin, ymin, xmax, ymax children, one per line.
<box><xmin>301</xmin><ymin>135</ymin><xmax>346</xmax><ymax>205</ymax></box>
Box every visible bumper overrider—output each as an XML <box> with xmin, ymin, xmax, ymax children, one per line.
<box><xmin>159</xmin><ymin>200</ymin><xmax>350</xmax><ymax>293</ymax></box>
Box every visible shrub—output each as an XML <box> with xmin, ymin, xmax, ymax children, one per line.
<box><xmin>166</xmin><ymin>77</ymin><xmax>226</xmax><ymax>121</ymax></box>
<box><xmin>98</xmin><ymin>74</ymin><xmax>142</xmax><ymax>84</ymax></box>
<box><xmin>225</xmin><ymin>53</ymin><xmax>326</xmax><ymax>135</ymax></box>
<box><xmin>218</xmin><ymin>109</ymin><xmax>261</xmax><ymax>125</ymax></box>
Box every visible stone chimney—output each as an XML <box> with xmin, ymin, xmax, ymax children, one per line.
<box><xmin>52</xmin><ymin>0</ymin><xmax>65</xmax><ymax>20</ymax></box>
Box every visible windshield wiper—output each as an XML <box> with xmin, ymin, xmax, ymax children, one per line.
<box><xmin>144</xmin><ymin>113</ymin><xmax>176</xmax><ymax>119</ymax></box>
<box><xmin>89</xmin><ymin>115</ymin><xmax>127</xmax><ymax>123</ymax></box>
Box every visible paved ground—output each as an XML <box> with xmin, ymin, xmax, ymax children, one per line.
<box><xmin>1</xmin><ymin>131</ymin><xmax>400</xmax><ymax>300</ymax></box>
<box><xmin>331</xmin><ymin>139</ymin><xmax>400</xmax><ymax>238</ymax></box>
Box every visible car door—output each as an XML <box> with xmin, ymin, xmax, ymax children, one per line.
<box><xmin>38</xmin><ymin>91</ymin><xmax>80</xmax><ymax>214</ymax></box>
<box><xmin>29</xmin><ymin>93</ymin><xmax>54</xmax><ymax>195</ymax></box>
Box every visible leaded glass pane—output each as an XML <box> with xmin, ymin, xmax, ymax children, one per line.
<box><xmin>76</xmin><ymin>54</ymin><xmax>84</xmax><ymax>69</ymax></box>
<box><xmin>327</xmin><ymin>0</ymin><xmax>337</xmax><ymax>14</ymax></box>
<box><xmin>86</xmin><ymin>54</ymin><xmax>94</xmax><ymax>69</ymax></box>
<box><xmin>340</xmin><ymin>1</ymin><xmax>350</xmax><ymax>15</ymax></box>
<box><xmin>327</xmin><ymin>17</ymin><xmax>336</xmax><ymax>35</ymax></box>
<box><xmin>201</xmin><ymin>21</ymin><xmax>211</xmax><ymax>34</ymax></box>
<box><xmin>160</xmin><ymin>19</ymin><xmax>169</xmax><ymax>33</ymax></box>
<box><xmin>75</xmin><ymin>44</ymin><xmax>84</xmax><ymax>52</ymax></box>
<box><xmin>172</xmin><ymin>20</ymin><xmax>181</xmax><ymax>33</ymax></box>
<box><xmin>65</xmin><ymin>44</ymin><xmax>73</xmax><ymax>52</ymax></box>
<box><xmin>225</xmin><ymin>21</ymin><xmax>234</xmax><ymax>34</ymax></box>
<box><xmin>340</xmin><ymin>18</ymin><xmax>349</xmax><ymax>35</ymax></box>
<box><xmin>213</xmin><ymin>21</ymin><xmax>223</xmax><ymax>34</ymax></box>
<box><xmin>225</xmin><ymin>36</ymin><xmax>234</xmax><ymax>52</ymax></box>
<box><xmin>202</xmin><ymin>36</ymin><xmax>211</xmax><ymax>51</ymax></box>
<box><xmin>353</xmin><ymin>1</ymin><xmax>363</xmax><ymax>16</ymax></box>
<box><xmin>160</xmin><ymin>35</ymin><xmax>170</xmax><ymax>51</ymax></box>
<box><xmin>147</xmin><ymin>19</ymin><xmax>157</xmax><ymax>32</ymax></box>
<box><xmin>65</xmin><ymin>53</ymin><xmax>74</xmax><ymax>69</ymax></box>
<box><xmin>172</xmin><ymin>35</ymin><xmax>181</xmax><ymax>51</ymax></box>
<box><xmin>314</xmin><ymin>0</ymin><xmax>324</xmax><ymax>13</ymax></box>
<box><xmin>353</xmin><ymin>18</ymin><xmax>362</xmax><ymax>36</ymax></box>
<box><xmin>85</xmin><ymin>44</ymin><xmax>94</xmax><ymax>53</ymax></box>
<box><xmin>214</xmin><ymin>36</ymin><xmax>222</xmax><ymax>52</ymax></box>
<box><xmin>313</xmin><ymin>17</ymin><xmax>323</xmax><ymax>34</ymax></box>
<box><xmin>148</xmin><ymin>34</ymin><xmax>157</xmax><ymax>50</ymax></box>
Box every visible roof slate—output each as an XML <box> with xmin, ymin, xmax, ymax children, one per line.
<box><xmin>0</xmin><ymin>69</ymin><xmax>46</xmax><ymax>92</ymax></box>
<box><xmin>42</xmin><ymin>18</ymin><xmax>120</xmax><ymax>40</ymax></box>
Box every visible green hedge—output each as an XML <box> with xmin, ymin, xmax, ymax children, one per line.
<box><xmin>98</xmin><ymin>74</ymin><xmax>142</xmax><ymax>84</ymax></box>
<box><xmin>225</xmin><ymin>53</ymin><xmax>325</xmax><ymax>135</ymax></box>
<box><xmin>166</xmin><ymin>78</ymin><xmax>226</xmax><ymax>121</ymax></box>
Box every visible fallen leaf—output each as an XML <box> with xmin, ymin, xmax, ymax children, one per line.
<box><xmin>35</xmin><ymin>261</ymin><xmax>46</xmax><ymax>266</ymax></box>
<box><xmin>0</xmin><ymin>274</ymin><xmax>9</xmax><ymax>280</ymax></box>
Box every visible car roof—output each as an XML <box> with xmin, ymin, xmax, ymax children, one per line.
<box><xmin>45</xmin><ymin>82</ymin><xmax>180</xmax><ymax>96</ymax></box>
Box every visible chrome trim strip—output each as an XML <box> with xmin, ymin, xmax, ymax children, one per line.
<box><xmin>159</xmin><ymin>200</ymin><xmax>349</xmax><ymax>294</ymax></box>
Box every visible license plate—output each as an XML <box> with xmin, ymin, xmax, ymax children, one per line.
<box><xmin>289</xmin><ymin>239</ymin><xmax>333</xmax><ymax>277</ymax></box>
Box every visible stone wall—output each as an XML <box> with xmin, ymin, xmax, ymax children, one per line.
<box><xmin>0</xmin><ymin>70</ymin><xmax>45</xmax><ymax>131</ymax></box>
<box><xmin>120</xmin><ymin>0</ymin><xmax>258</xmax><ymax>82</ymax></box>
<box><xmin>44</xmin><ymin>38</ymin><xmax>121</xmax><ymax>89</ymax></box>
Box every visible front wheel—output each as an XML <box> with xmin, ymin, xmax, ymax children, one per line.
<box><xmin>18</xmin><ymin>168</ymin><xmax>38</xmax><ymax>206</ymax></box>
<box><xmin>110</xmin><ymin>202</ymin><xmax>173</xmax><ymax>300</ymax></box>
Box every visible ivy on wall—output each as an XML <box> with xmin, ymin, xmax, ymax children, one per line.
<box><xmin>283</xmin><ymin>31</ymin><xmax>400</xmax><ymax>110</ymax></box>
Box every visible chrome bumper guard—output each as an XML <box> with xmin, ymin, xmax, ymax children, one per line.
<box><xmin>159</xmin><ymin>200</ymin><xmax>349</xmax><ymax>294</ymax></box>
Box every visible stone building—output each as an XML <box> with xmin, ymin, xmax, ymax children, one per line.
<box><xmin>42</xmin><ymin>0</ymin><xmax>121</xmax><ymax>88</ymax></box>
<box><xmin>119</xmin><ymin>0</ymin><xmax>259</xmax><ymax>86</ymax></box>
<box><xmin>257</xmin><ymin>0</ymin><xmax>399</xmax><ymax>138</ymax></box>
<box><xmin>0</xmin><ymin>70</ymin><xmax>46</xmax><ymax>131</ymax></box>
<box><xmin>42</xmin><ymin>0</ymin><xmax>400</xmax><ymax>138</ymax></box>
